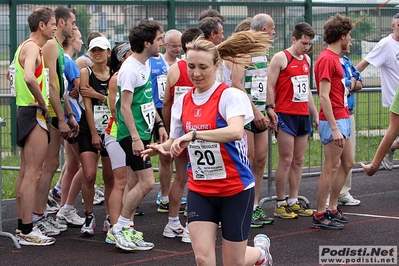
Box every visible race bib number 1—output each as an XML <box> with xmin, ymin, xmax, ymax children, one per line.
<box><xmin>140</xmin><ymin>102</ymin><xmax>155</xmax><ymax>133</ymax></box>
<box><xmin>157</xmin><ymin>75</ymin><xmax>167</xmax><ymax>101</ymax></box>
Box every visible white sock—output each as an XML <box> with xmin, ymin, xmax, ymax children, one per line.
<box><xmin>168</xmin><ymin>216</ymin><xmax>181</xmax><ymax>227</ymax></box>
<box><xmin>287</xmin><ymin>198</ymin><xmax>297</xmax><ymax>206</ymax></box>
<box><xmin>162</xmin><ymin>196</ymin><xmax>169</xmax><ymax>203</ymax></box>
<box><xmin>64</xmin><ymin>204</ymin><xmax>74</xmax><ymax>211</ymax></box>
<box><xmin>114</xmin><ymin>216</ymin><xmax>130</xmax><ymax>231</ymax></box>
<box><xmin>55</xmin><ymin>182</ymin><xmax>62</xmax><ymax>191</ymax></box>
<box><xmin>253</xmin><ymin>205</ymin><xmax>259</xmax><ymax>212</ymax></box>
<box><xmin>277</xmin><ymin>200</ymin><xmax>286</xmax><ymax>208</ymax></box>
<box><xmin>32</xmin><ymin>213</ymin><xmax>43</xmax><ymax>224</ymax></box>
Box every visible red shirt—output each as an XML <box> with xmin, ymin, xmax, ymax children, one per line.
<box><xmin>275</xmin><ymin>50</ymin><xmax>310</xmax><ymax>115</ymax></box>
<box><xmin>315</xmin><ymin>49</ymin><xmax>350</xmax><ymax>120</ymax></box>
<box><xmin>170</xmin><ymin>60</ymin><xmax>193</xmax><ymax>103</ymax></box>
<box><xmin>182</xmin><ymin>83</ymin><xmax>254</xmax><ymax>197</ymax></box>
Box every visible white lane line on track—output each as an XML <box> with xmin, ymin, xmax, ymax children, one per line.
<box><xmin>344</xmin><ymin>212</ymin><xmax>399</xmax><ymax>220</ymax></box>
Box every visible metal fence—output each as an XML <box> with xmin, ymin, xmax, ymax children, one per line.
<box><xmin>0</xmin><ymin>0</ymin><xmax>395</xmax><ymax>174</ymax></box>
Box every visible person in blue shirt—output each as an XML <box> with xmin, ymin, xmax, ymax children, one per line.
<box><xmin>334</xmin><ymin>40</ymin><xmax>363</xmax><ymax>206</ymax></box>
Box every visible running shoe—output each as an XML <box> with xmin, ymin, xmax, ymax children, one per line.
<box><xmin>80</xmin><ymin>212</ymin><xmax>96</xmax><ymax>235</ymax></box>
<box><xmin>107</xmin><ymin>226</ymin><xmax>137</xmax><ymax>251</ymax></box>
<box><xmin>56</xmin><ymin>206</ymin><xmax>85</xmax><ymax>226</ymax></box>
<box><xmin>135</xmin><ymin>206</ymin><xmax>144</xmax><ymax>216</ymax></box>
<box><xmin>381</xmin><ymin>149</ymin><xmax>395</xmax><ymax>171</ymax></box>
<box><xmin>103</xmin><ymin>215</ymin><xmax>111</xmax><ymax>232</ymax></box>
<box><xmin>49</xmin><ymin>189</ymin><xmax>61</xmax><ymax>204</ymax></box>
<box><xmin>311</xmin><ymin>210</ymin><xmax>344</xmax><ymax>230</ymax></box>
<box><xmin>35</xmin><ymin>217</ymin><xmax>61</xmax><ymax>236</ymax></box>
<box><xmin>82</xmin><ymin>185</ymin><xmax>105</xmax><ymax>205</ymax></box>
<box><xmin>331</xmin><ymin>207</ymin><xmax>349</xmax><ymax>223</ymax></box>
<box><xmin>18</xmin><ymin>226</ymin><xmax>55</xmax><ymax>246</ymax></box>
<box><xmin>47</xmin><ymin>196</ymin><xmax>61</xmax><ymax>214</ymax></box>
<box><xmin>46</xmin><ymin>216</ymin><xmax>67</xmax><ymax>232</ymax></box>
<box><xmin>156</xmin><ymin>191</ymin><xmax>187</xmax><ymax>205</ymax></box>
<box><xmin>15</xmin><ymin>229</ymin><xmax>21</xmax><ymax>241</ymax></box>
<box><xmin>254</xmin><ymin>234</ymin><xmax>273</xmax><ymax>266</ymax></box>
<box><xmin>163</xmin><ymin>223</ymin><xmax>184</xmax><ymax>238</ymax></box>
<box><xmin>181</xmin><ymin>223</ymin><xmax>191</xmax><ymax>244</ymax></box>
<box><xmin>274</xmin><ymin>203</ymin><xmax>298</xmax><ymax>219</ymax></box>
<box><xmin>289</xmin><ymin>201</ymin><xmax>313</xmax><ymax>216</ymax></box>
<box><xmin>338</xmin><ymin>193</ymin><xmax>360</xmax><ymax>206</ymax></box>
<box><xmin>157</xmin><ymin>201</ymin><xmax>185</xmax><ymax>214</ymax></box>
<box><xmin>94</xmin><ymin>185</ymin><xmax>105</xmax><ymax>205</ymax></box>
<box><xmin>130</xmin><ymin>229</ymin><xmax>154</xmax><ymax>250</ymax></box>
<box><xmin>252</xmin><ymin>206</ymin><xmax>274</xmax><ymax>227</ymax></box>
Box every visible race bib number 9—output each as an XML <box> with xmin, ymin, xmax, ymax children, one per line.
<box><xmin>188</xmin><ymin>140</ymin><xmax>226</xmax><ymax>180</ymax></box>
<box><xmin>251</xmin><ymin>75</ymin><xmax>267</xmax><ymax>102</ymax></box>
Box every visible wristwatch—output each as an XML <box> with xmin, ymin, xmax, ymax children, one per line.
<box><xmin>265</xmin><ymin>103</ymin><xmax>275</xmax><ymax>109</ymax></box>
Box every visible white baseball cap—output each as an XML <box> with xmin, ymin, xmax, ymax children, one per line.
<box><xmin>88</xmin><ymin>36</ymin><xmax>111</xmax><ymax>51</ymax></box>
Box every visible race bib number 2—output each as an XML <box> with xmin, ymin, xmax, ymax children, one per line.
<box><xmin>94</xmin><ymin>105</ymin><xmax>110</xmax><ymax>132</ymax></box>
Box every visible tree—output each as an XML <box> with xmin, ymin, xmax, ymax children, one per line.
<box><xmin>75</xmin><ymin>5</ymin><xmax>91</xmax><ymax>55</ymax></box>
<box><xmin>350</xmin><ymin>11</ymin><xmax>376</xmax><ymax>40</ymax></box>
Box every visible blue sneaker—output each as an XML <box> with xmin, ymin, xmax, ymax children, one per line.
<box><xmin>311</xmin><ymin>210</ymin><xmax>344</xmax><ymax>230</ymax></box>
<box><xmin>181</xmin><ymin>197</ymin><xmax>187</xmax><ymax>205</ymax></box>
<box><xmin>156</xmin><ymin>191</ymin><xmax>187</xmax><ymax>205</ymax></box>
<box><xmin>156</xmin><ymin>192</ymin><xmax>162</xmax><ymax>205</ymax></box>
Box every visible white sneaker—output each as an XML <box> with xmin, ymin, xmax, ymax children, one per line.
<box><xmin>254</xmin><ymin>234</ymin><xmax>273</xmax><ymax>266</ymax></box>
<box><xmin>129</xmin><ymin>228</ymin><xmax>154</xmax><ymax>251</ymax></box>
<box><xmin>35</xmin><ymin>217</ymin><xmax>61</xmax><ymax>236</ymax></box>
<box><xmin>181</xmin><ymin>223</ymin><xmax>191</xmax><ymax>244</ymax></box>
<box><xmin>56</xmin><ymin>206</ymin><xmax>85</xmax><ymax>226</ymax></box>
<box><xmin>80</xmin><ymin>213</ymin><xmax>96</xmax><ymax>235</ymax></box>
<box><xmin>103</xmin><ymin>215</ymin><xmax>111</xmax><ymax>232</ymax></box>
<box><xmin>47</xmin><ymin>196</ymin><xmax>61</xmax><ymax>214</ymax></box>
<box><xmin>107</xmin><ymin>226</ymin><xmax>137</xmax><ymax>251</ymax></box>
<box><xmin>46</xmin><ymin>216</ymin><xmax>67</xmax><ymax>232</ymax></box>
<box><xmin>338</xmin><ymin>194</ymin><xmax>361</xmax><ymax>206</ymax></box>
<box><xmin>94</xmin><ymin>185</ymin><xmax>105</xmax><ymax>205</ymax></box>
<box><xmin>381</xmin><ymin>149</ymin><xmax>395</xmax><ymax>171</ymax></box>
<box><xmin>18</xmin><ymin>226</ymin><xmax>55</xmax><ymax>246</ymax></box>
<box><xmin>163</xmin><ymin>223</ymin><xmax>184</xmax><ymax>238</ymax></box>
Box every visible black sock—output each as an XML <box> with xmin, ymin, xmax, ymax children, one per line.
<box><xmin>21</xmin><ymin>223</ymin><xmax>33</xmax><ymax>235</ymax></box>
<box><xmin>18</xmin><ymin>219</ymin><xmax>22</xmax><ymax>230</ymax></box>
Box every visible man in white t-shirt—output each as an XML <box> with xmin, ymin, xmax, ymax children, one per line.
<box><xmin>356</xmin><ymin>13</ymin><xmax>399</xmax><ymax>171</ymax></box>
<box><xmin>106</xmin><ymin>19</ymin><xmax>167</xmax><ymax>252</ymax></box>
